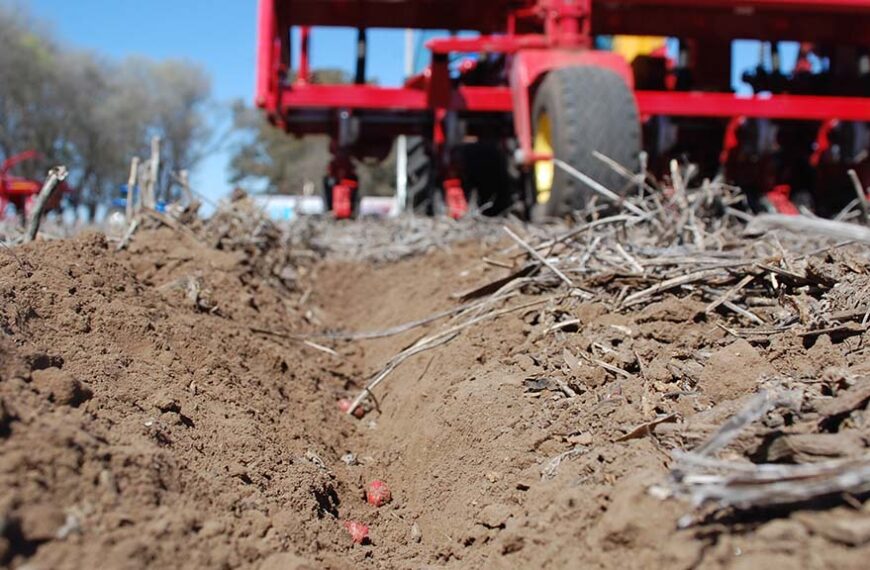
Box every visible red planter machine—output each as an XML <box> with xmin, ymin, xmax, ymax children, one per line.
<box><xmin>256</xmin><ymin>0</ymin><xmax>870</xmax><ymax>218</ymax></box>
<box><xmin>0</xmin><ymin>151</ymin><xmax>68</xmax><ymax>220</ymax></box>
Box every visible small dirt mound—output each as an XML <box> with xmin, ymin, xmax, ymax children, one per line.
<box><xmin>0</xmin><ymin>230</ymin><xmax>356</xmax><ymax>569</ymax></box>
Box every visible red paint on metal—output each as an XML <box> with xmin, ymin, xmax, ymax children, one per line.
<box><xmin>280</xmin><ymin>85</ymin><xmax>427</xmax><ymax>110</ymax></box>
<box><xmin>255</xmin><ymin>0</ymin><xmax>277</xmax><ymax>109</ymax></box>
<box><xmin>427</xmin><ymin>55</ymin><xmax>451</xmax><ymax>109</ymax></box>
<box><xmin>298</xmin><ymin>26</ymin><xmax>311</xmax><ymax>85</ymax></box>
<box><xmin>511</xmin><ymin>49</ymin><xmax>634</xmax><ymax>163</ymax></box>
<box><xmin>810</xmin><ymin>119</ymin><xmax>837</xmax><ymax>168</ymax></box>
<box><xmin>0</xmin><ymin>151</ymin><xmax>70</xmax><ymax>220</ymax></box>
<box><xmin>281</xmin><ymin>82</ymin><xmax>870</xmax><ymax>125</ymax></box>
<box><xmin>766</xmin><ymin>184</ymin><xmax>800</xmax><ymax>215</ymax></box>
<box><xmin>444</xmin><ymin>178</ymin><xmax>468</xmax><ymax>219</ymax></box>
<box><xmin>332</xmin><ymin>180</ymin><xmax>354</xmax><ymax>219</ymax></box>
<box><xmin>636</xmin><ymin>92</ymin><xmax>870</xmax><ymax>122</ymax></box>
<box><xmin>593</xmin><ymin>0</ymin><xmax>870</xmax><ymax>45</ymax></box>
<box><xmin>256</xmin><ymin>0</ymin><xmax>870</xmax><ymax>207</ymax></box>
<box><xmin>599</xmin><ymin>0</ymin><xmax>870</xmax><ymax>11</ymax></box>
<box><xmin>427</xmin><ymin>35</ymin><xmax>548</xmax><ymax>55</ymax></box>
<box><xmin>259</xmin><ymin>1</ymin><xmax>870</xmax><ymax>129</ymax></box>
<box><xmin>0</xmin><ymin>150</ymin><xmax>40</xmax><ymax>175</ymax></box>
<box><xmin>720</xmin><ymin>117</ymin><xmax>745</xmax><ymax>165</ymax></box>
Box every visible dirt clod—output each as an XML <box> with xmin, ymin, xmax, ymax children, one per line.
<box><xmin>15</xmin><ymin>504</ymin><xmax>66</xmax><ymax>543</ymax></box>
<box><xmin>259</xmin><ymin>552</ymin><xmax>318</xmax><ymax>570</ymax></box>
<box><xmin>30</xmin><ymin>368</ymin><xmax>92</xmax><ymax>407</ymax></box>
<box><xmin>697</xmin><ymin>339</ymin><xmax>772</xmax><ymax>402</ymax></box>
<box><xmin>476</xmin><ymin>504</ymin><xmax>512</xmax><ymax>529</ymax></box>
<box><xmin>0</xmin><ymin>398</ymin><xmax>13</xmax><ymax>437</ymax></box>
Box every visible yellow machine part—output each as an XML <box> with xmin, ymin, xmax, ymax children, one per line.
<box><xmin>611</xmin><ymin>35</ymin><xmax>667</xmax><ymax>63</ymax></box>
<box><xmin>533</xmin><ymin>36</ymin><xmax>665</xmax><ymax>205</ymax></box>
<box><xmin>533</xmin><ymin>112</ymin><xmax>554</xmax><ymax>204</ymax></box>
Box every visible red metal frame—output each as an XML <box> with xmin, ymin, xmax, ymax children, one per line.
<box><xmin>509</xmin><ymin>49</ymin><xmax>634</xmax><ymax>161</ymax></box>
<box><xmin>273</xmin><ymin>87</ymin><xmax>870</xmax><ymax>122</ymax></box>
<box><xmin>636</xmin><ymin>92</ymin><xmax>870</xmax><ymax>122</ymax></box>
<box><xmin>0</xmin><ymin>151</ymin><xmax>68</xmax><ymax>219</ymax></box>
<box><xmin>1</xmin><ymin>152</ymin><xmax>43</xmax><ymax>208</ymax></box>
<box><xmin>256</xmin><ymin>0</ymin><xmax>870</xmax><ymax>192</ymax></box>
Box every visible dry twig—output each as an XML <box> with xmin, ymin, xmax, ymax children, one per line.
<box><xmin>25</xmin><ymin>166</ymin><xmax>68</xmax><ymax>243</ymax></box>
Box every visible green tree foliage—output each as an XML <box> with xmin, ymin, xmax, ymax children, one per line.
<box><xmin>228</xmin><ymin>101</ymin><xmax>331</xmax><ymax>195</ymax></box>
<box><xmin>0</xmin><ymin>9</ymin><xmax>59</xmax><ymax>171</ymax></box>
<box><xmin>0</xmin><ymin>4</ymin><xmax>213</xmax><ymax>219</ymax></box>
<box><xmin>228</xmin><ymin>69</ymin><xmax>397</xmax><ymax>197</ymax></box>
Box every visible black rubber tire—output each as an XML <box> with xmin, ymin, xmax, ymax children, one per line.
<box><xmin>405</xmin><ymin>136</ymin><xmax>438</xmax><ymax>215</ymax></box>
<box><xmin>532</xmin><ymin>66</ymin><xmax>641</xmax><ymax>217</ymax></box>
<box><xmin>322</xmin><ymin>175</ymin><xmax>335</xmax><ymax>212</ymax></box>
<box><xmin>457</xmin><ymin>142</ymin><xmax>515</xmax><ymax>216</ymax></box>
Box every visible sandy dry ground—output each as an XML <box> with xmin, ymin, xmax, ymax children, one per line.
<box><xmin>0</xmin><ymin>213</ymin><xmax>869</xmax><ymax>569</ymax></box>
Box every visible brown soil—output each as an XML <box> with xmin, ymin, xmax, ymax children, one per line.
<box><xmin>1</xmin><ymin>226</ymin><xmax>869</xmax><ymax>569</ymax></box>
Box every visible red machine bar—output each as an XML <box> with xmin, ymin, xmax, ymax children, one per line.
<box><xmin>271</xmin><ymin>0</ymin><xmax>516</xmax><ymax>32</ymax></box>
<box><xmin>280</xmin><ymin>85</ymin><xmax>428</xmax><ymax>110</ymax></box>
<box><xmin>278</xmin><ymin>84</ymin><xmax>870</xmax><ymax>123</ymax></box>
<box><xmin>636</xmin><ymin>92</ymin><xmax>870</xmax><ymax>122</ymax></box>
<box><xmin>594</xmin><ymin>0</ymin><xmax>870</xmax><ymax>45</ymax></box>
<box><xmin>256</xmin><ymin>0</ymin><xmax>277</xmax><ymax>109</ymax></box>
<box><xmin>279</xmin><ymin>85</ymin><xmax>513</xmax><ymax>112</ymax></box>
<box><xmin>608</xmin><ymin>0</ymin><xmax>870</xmax><ymax>10</ymax></box>
<box><xmin>451</xmin><ymin>88</ymin><xmax>513</xmax><ymax>112</ymax></box>
<box><xmin>427</xmin><ymin>35</ymin><xmax>548</xmax><ymax>55</ymax></box>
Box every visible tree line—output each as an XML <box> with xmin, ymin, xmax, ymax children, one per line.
<box><xmin>0</xmin><ymin>5</ymin><xmax>211</xmax><ymax>220</ymax></box>
<box><xmin>1</xmin><ymin>4</ymin><xmax>397</xmax><ymax>220</ymax></box>
<box><xmin>227</xmin><ymin>69</ymin><xmax>398</xmax><ymax>199</ymax></box>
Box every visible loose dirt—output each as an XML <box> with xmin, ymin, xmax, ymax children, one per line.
<box><xmin>1</xmin><ymin>218</ymin><xmax>869</xmax><ymax>569</ymax></box>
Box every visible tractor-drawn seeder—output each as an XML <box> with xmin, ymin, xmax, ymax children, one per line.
<box><xmin>256</xmin><ymin>0</ymin><xmax>870</xmax><ymax>219</ymax></box>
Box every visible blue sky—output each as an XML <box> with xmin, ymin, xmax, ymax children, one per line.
<box><xmin>26</xmin><ymin>1</ymin><xmax>793</xmax><ymax>203</ymax></box>
<box><xmin>27</xmin><ymin>0</ymin><xmax>409</xmax><ymax>203</ymax></box>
